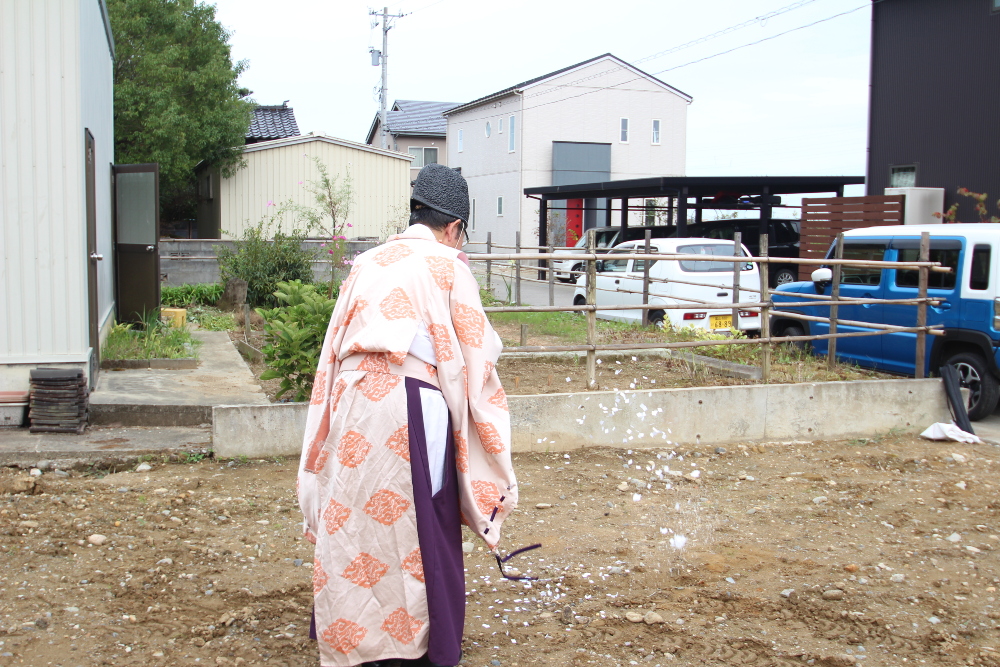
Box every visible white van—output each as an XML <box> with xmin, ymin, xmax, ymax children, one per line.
<box><xmin>571</xmin><ymin>238</ymin><xmax>762</xmax><ymax>332</ymax></box>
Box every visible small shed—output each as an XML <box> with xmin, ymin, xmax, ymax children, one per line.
<box><xmin>196</xmin><ymin>134</ymin><xmax>413</xmax><ymax>240</ymax></box>
<box><xmin>0</xmin><ymin>0</ymin><xmax>117</xmax><ymax>392</ymax></box>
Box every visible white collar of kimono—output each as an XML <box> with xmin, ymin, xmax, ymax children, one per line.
<box><xmin>390</xmin><ymin>223</ymin><xmax>469</xmax><ymax>265</ymax></box>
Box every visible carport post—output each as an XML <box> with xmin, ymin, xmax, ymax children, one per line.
<box><xmin>677</xmin><ymin>187</ymin><xmax>689</xmax><ymax>236</ymax></box>
<box><xmin>915</xmin><ymin>231</ymin><xmax>930</xmax><ymax>379</ymax></box>
<box><xmin>732</xmin><ymin>231</ymin><xmax>742</xmax><ymax>328</ymax></box>
<box><xmin>538</xmin><ymin>199</ymin><xmax>548</xmax><ymax>280</ymax></box>
<box><xmin>604</xmin><ymin>199</ymin><xmax>612</xmax><ymax>228</ymax></box>
<box><xmin>827</xmin><ymin>234</ymin><xmax>844</xmax><ymax>370</ymax></box>
<box><xmin>586</xmin><ymin>229</ymin><xmax>598</xmax><ymax>389</ymax></box>
<box><xmin>759</xmin><ymin>234</ymin><xmax>771</xmax><ymax>383</ymax></box>
<box><xmin>621</xmin><ymin>198</ymin><xmax>629</xmax><ymax>228</ymax></box>
<box><xmin>641</xmin><ymin>230</ymin><xmax>651</xmax><ymax>327</ymax></box>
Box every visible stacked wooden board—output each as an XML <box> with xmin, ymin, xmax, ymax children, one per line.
<box><xmin>28</xmin><ymin>368</ymin><xmax>89</xmax><ymax>434</ymax></box>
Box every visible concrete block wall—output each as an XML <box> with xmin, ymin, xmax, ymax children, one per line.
<box><xmin>212</xmin><ymin>378</ymin><xmax>949</xmax><ymax>459</ymax></box>
<box><xmin>159</xmin><ymin>239</ymin><xmax>379</xmax><ymax>286</ymax></box>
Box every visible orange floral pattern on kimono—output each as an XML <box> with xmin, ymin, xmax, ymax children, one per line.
<box><xmin>297</xmin><ymin>223</ymin><xmax>516</xmax><ymax>666</ymax></box>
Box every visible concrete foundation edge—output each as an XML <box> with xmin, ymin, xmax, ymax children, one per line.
<box><xmin>90</xmin><ymin>404</ymin><xmax>213</xmax><ymax>427</ymax></box>
<box><xmin>211</xmin><ymin>378</ymin><xmax>949</xmax><ymax>459</ymax></box>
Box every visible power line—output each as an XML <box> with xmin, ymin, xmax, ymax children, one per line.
<box><xmin>633</xmin><ymin>0</ymin><xmax>822</xmax><ymax>65</ymax></box>
<box><xmin>650</xmin><ymin>3</ymin><xmax>870</xmax><ymax>75</ymax></box>
<box><xmin>500</xmin><ymin>3</ymin><xmax>870</xmax><ymax>118</ymax></box>
<box><xmin>524</xmin><ymin>0</ymin><xmax>824</xmax><ymax>98</ymax></box>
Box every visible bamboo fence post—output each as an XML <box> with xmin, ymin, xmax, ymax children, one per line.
<box><xmin>548</xmin><ymin>243</ymin><xmax>555</xmax><ymax>306</ymax></box>
<box><xmin>759</xmin><ymin>234</ymin><xmax>771</xmax><ymax>383</ymax></box>
<box><xmin>586</xmin><ymin>229</ymin><xmax>598</xmax><ymax>389</ymax></box>
<box><xmin>732</xmin><ymin>231</ymin><xmax>742</xmax><ymax>329</ymax></box>
<box><xmin>828</xmin><ymin>233</ymin><xmax>844</xmax><ymax>370</ymax></box>
<box><xmin>520</xmin><ymin>324</ymin><xmax>528</xmax><ymax>347</ymax></box>
<box><xmin>641</xmin><ymin>230</ymin><xmax>651</xmax><ymax>326</ymax></box>
<box><xmin>486</xmin><ymin>232</ymin><xmax>492</xmax><ymax>294</ymax></box>
<box><xmin>916</xmin><ymin>231</ymin><xmax>930</xmax><ymax>379</ymax></box>
<box><xmin>515</xmin><ymin>231</ymin><xmax>522</xmax><ymax>307</ymax></box>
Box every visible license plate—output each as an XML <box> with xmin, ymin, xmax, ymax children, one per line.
<box><xmin>710</xmin><ymin>315</ymin><xmax>732</xmax><ymax>330</ymax></box>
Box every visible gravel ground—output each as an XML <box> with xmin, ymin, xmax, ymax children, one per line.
<box><xmin>2</xmin><ymin>433</ymin><xmax>1000</xmax><ymax>667</ymax></box>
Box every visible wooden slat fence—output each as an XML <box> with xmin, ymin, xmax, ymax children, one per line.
<box><xmin>798</xmin><ymin>195</ymin><xmax>905</xmax><ymax>279</ymax></box>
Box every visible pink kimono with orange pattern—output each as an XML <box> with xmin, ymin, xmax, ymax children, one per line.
<box><xmin>298</xmin><ymin>223</ymin><xmax>517</xmax><ymax>666</ymax></box>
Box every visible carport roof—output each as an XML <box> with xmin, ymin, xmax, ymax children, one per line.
<box><xmin>524</xmin><ymin>175</ymin><xmax>865</xmax><ymax>200</ymax></box>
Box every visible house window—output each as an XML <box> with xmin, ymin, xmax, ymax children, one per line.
<box><xmin>620</xmin><ymin>118</ymin><xmax>629</xmax><ymax>143</ymax></box>
<box><xmin>407</xmin><ymin>147</ymin><xmax>438</xmax><ymax>168</ymax></box>
<box><xmin>471</xmin><ymin>198</ymin><xmax>477</xmax><ymax>231</ymax></box>
<box><xmin>498</xmin><ymin>117</ymin><xmax>504</xmax><ymax>133</ymax></box>
<box><xmin>890</xmin><ymin>165</ymin><xmax>916</xmax><ymax>188</ymax></box>
<box><xmin>485</xmin><ymin>121</ymin><xmax>492</xmax><ymax>138</ymax></box>
<box><xmin>994</xmin><ymin>0</ymin><xmax>1000</xmax><ymax>12</ymax></box>
<box><xmin>651</xmin><ymin>119</ymin><xmax>661</xmax><ymax>145</ymax></box>
<box><xmin>497</xmin><ymin>196</ymin><xmax>504</xmax><ymax>216</ymax></box>
<box><xmin>508</xmin><ymin>115</ymin><xmax>515</xmax><ymax>152</ymax></box>
<box><xmin>458</xmin><ymin>129</ymin><xmax>464</xmax><ymax>152</ymax></box>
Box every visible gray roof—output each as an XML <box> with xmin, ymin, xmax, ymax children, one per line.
<box><xmin>444</xmin><ymin>53</ymin><xmax>692</xmax><ymax>116</ymax></box>
<box><xmin>366</xmin><ymin>100</ymin><xmax>458</xmax><ymax>144</ymax></box>
<box><xmin>247</xmin><ymin>104</ymin><xmax>300</xmax><ymax>143</ymax></box>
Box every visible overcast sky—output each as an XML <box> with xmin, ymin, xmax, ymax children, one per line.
<box><xmin>210</xmin><ymin>0</ymin><xmax>871</xmax><ymax>194</ymax></box>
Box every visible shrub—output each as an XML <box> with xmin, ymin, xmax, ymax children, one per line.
<box><xmin>101</xmin><ymin>320</ymin><xmax>200</xmax><ymax>360</ymax></box>
<box><xmin>217</xmin><ymin>213</ymin><xmax>316</xmax><ymax>308</ymax></box>
<box><xmin>257</xmin><ymin>280</ymin><xmax>336</xmax><ymax>402</ymax></box>
<box><xmin>161</xmin><ymin>283</ymin><xmax>223</xmax><ymax>308</ymax></box>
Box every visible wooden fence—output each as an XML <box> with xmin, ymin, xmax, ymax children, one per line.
<box><xmin>468</xmin><ymin>229</ymin><xmax>946</xmax><ymax>389</ymax></box>
<box><xmin>798</xmin><ymin>195</ymin><xmax>905</xmax><ymax>280</ymax></box>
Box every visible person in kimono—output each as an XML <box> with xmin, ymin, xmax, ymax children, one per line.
<box><xmin>298</xmin><ymin>163</ymin><xmax>518</xmax><ymax>667</ymax></box>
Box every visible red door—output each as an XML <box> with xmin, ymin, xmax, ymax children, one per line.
<box><xmin>566</xmin><ymin>199</ymin><xmax>583</xmax><ymax>246</ymax></box>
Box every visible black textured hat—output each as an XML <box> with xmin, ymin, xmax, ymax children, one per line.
<box><xmin>411</xmin><ymin>163</ymin><xmax>470</xmax><ymax>223</ymax></box>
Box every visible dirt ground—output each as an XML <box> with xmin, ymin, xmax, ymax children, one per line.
<box><xmin>3</xmin><ymin>433</ymin><xmax>1000</xmax><ymax>667</ymax></box>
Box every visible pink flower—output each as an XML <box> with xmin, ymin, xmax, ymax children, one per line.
<box><xmin>347</xmin><ymin>223</ymin><xmax>353</xmax><ymax>228</ymax></box>
<box><xmin>328</xmin><ymin>249</ymin><xmax>334</xmax><ymax>255</ymax></box>
<box><xmin>266</xmin><ymin>200</ymin><xmax>274</xmax><ymax>207</ymax></box>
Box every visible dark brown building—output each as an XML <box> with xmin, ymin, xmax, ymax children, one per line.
<box><xmin>867</xmin><ymin>0</ymin><xmax>1000</xmax><ymax>219</ymax></box>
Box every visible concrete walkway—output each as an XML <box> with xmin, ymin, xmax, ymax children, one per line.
<box><xmin>90</xmin><ymin>330</ymin><xmax>269</xmax><ymax>426</ymax></box>
<box><xmin>0</xmin><ymin>425</ymin><xmax>212</xmax><ymax>467</ymax></box>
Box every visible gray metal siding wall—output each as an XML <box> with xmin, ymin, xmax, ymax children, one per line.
<box><xmin>868</xmin><ymin>0</ymin><xmax>1000</xmax><ymax>220</ymax></box>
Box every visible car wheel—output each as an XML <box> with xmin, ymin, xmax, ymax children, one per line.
<box><xmin>573</xmin><ymin>295</ymin><xmax>587</xmax><ymax>314</ymax></box>
<box><xmin>780</xmin><ymin>324</ymin><xmax>807</xmax><ymax>351</ymax></box>
<box><xmin>647</xmin><ymin>309</ymin><xmax>666</xmax><ymax>328</ymax></box>
<box><xmin>945</xmin><ymin>352</ymin><xmax>1000</xmax><ymax>421</ymax></box>
<box><xmin>773</xmin><ymin>268</ymin><xmax>798</xmax><ymax>287</ymax></box>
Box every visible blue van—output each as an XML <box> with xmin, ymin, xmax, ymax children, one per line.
<box><xmin>770</xmin><ymin>224</ymin><xmax>1000</xmax><ymax>419</ymax></box>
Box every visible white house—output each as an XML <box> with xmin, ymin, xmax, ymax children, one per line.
<box><xmin>196</xmin><ymin>133</ymin><xmax>413</xmax><ymax>241</ymax></box>
<box><xmin>0</xmin><ymin>0</ymin><xmax>117</xmax><ymax>392</ymax></box>
<box><xmin>444</xmin><ymin>53</ymin><xmax>691</xmax><ymax>247</ymax></box>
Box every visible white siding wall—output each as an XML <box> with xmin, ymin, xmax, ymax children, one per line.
<box><xmin>447</xmin><ymin>57</ymin><xmax>689</xmax><ymax>246</ymax></box>
<box><xmin>79</xmin><ymin>0</ymin><xmax>115</xmax><ymax>339</ymax></box>
<box><xmin>219</xmin><ymin>137</ymin><xmax>412</xmax><ymax>241</ymax></box>
<box><xmin>446</xmin><ymin>94</ymin><xmax>522</xmax><ymax>247</ymax></box>
<box><xmin>520</xmin><ymin>59</ymin><xmax>688</xmax><ymax>240</ymax></box>
<box><xmin>0</xmin><ymin>0</ymin><xmax>91</xmax><ymax>389</ymax></box>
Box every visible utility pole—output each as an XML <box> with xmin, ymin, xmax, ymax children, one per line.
<box><xmin>370</xmin><ymin>6</ymin><xmax>406</xmax><ymax>151</ymax></box>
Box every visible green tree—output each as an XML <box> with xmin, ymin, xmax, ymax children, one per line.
<box><xmin>107</xmin><ymin>0</ymin><xmax>253</xmax><ymax>219</ymax></box>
